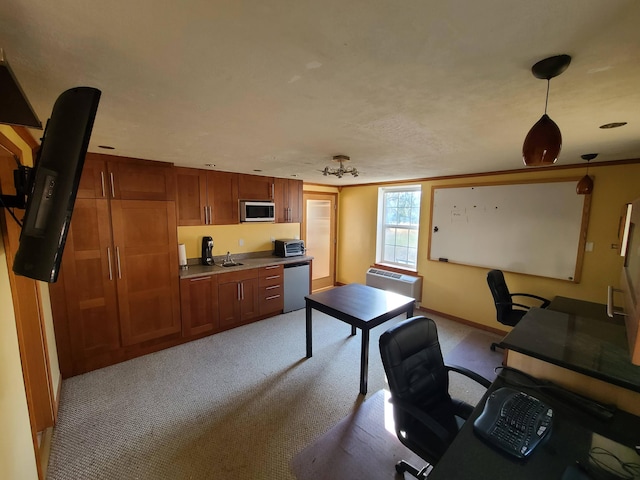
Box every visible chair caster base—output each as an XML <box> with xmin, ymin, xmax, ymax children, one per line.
<box><xmin>395</xmin><ymin>460</ymin><xmax>432</xmax><ymax>479</ymax></box>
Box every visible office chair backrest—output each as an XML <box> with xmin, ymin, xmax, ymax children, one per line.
<box><xmin>380</xmin><ymin>316</ymin><xmax>449</xmax><ymax>406</ymax></box>
<box><xmin>487</xmin><ymin>269</ymin><xmax>512</xmax><ymax>323</ymax></box>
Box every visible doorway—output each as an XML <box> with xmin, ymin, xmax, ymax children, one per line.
<box><xmin>302</xmin><ymin>192</ymin><xmax>337</xmax><ymax>292</ymax></box>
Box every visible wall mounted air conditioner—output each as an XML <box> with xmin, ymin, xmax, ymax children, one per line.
<box><xmin>365</xmin><ymin>267</ymin><xmax>422</xmax><ymax>307</ymax></box>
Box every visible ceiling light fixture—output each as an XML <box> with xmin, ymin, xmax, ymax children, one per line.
<box><xmin>599</xmin><ymin>122</ymin><xmax>627</xmax><ymax>129</ymax></box>
<box><xmin>322</xmin><ymin>155</ymin><xmax>359</xmax><ymax>178</ymax></box>
<box><xmin>576</xmin><ymin>153</ymin><xmax>597</xmax><ymax>195</ymax></box>
<box><xmin>522</xmin><ymin>54</ymin><xmax>572</xmax><ymax>167</ymax></box>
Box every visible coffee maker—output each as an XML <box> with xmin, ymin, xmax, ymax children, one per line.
<box><xmin>201</xmin><ymin>236</ymin><xmax>214</xmax><ymax>265</ymax></box>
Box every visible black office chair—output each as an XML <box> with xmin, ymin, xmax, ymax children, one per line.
<box><xmin>487</xmin><ymin>269</ymin><xmax>550</xmax><ymax>351</ymax></box>
<box><xmin>379</xmin><ymin>316</ymin><xmax>491</xmax><ymax>479</ymax></box>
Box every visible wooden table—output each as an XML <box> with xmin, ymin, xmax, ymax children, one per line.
<box><xmin>305</xmin><ymin>283</ymin><xmax>415</xmax><ymax>395</ymax></box>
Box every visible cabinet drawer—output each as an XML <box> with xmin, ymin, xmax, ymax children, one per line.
<box><xmin>260</xmin><ymin>284</ymin><xmax>282</xmax><ymax>298</ymax></box>
<box><xmin>259</xmin><ymin>287</ymin><xmax>283</xmax><ymax>315</ymax></box>
<box><xmin>259</xmin><ymin>264</ymin><xmax>283</xmax><ymax>277</ymax></box>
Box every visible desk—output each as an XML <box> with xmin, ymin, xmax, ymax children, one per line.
<box><xmin>305</xmin><ymin>284</ymin><xmax>414</xmax><ymax>395</ymax></box>
<box><xmin>501</xmin><ymin>296</ymin><xmax>640</xmax><ymax>415</ymax></box>
<box><xmin>429</xmin><ymin>369</ymin><xmax>640</xmax><ymax>479</ymax></box>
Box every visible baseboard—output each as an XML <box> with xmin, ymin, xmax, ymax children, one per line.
<box><xmin>417</xmin><ymin>307</ymin><xmax>507</xmax><ymax>336</ymax></box>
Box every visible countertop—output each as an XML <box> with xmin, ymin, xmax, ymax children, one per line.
<box><xmin>179</xmin><ymin>254</ymin><xmax>313</xmax><ymax>279</ymax></box>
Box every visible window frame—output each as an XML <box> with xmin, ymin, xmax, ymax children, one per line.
<box><xmin>376</xmin><ymin>184</ymin><xmax>422</xmax><ymax>271</ymax></box>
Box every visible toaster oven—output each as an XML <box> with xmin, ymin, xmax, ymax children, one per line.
<box><xmin>274</xmin><ymin>239</ymin><xmax>305</xmax><ymax>257</ymax></box>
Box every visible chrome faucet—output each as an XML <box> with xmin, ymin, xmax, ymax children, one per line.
<box><xmin>225</xmin><ymin>251</ymin><xmax>233</xmax><ymax>264</ymax></box>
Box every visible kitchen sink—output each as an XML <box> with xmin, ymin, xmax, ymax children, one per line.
<box><xmin>221</xmin><ymin>262</ymin><xmax>243</xmax><ymax>267</ymax></box>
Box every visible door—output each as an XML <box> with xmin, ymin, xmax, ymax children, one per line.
<box><xmin>302</xmin><ymin>193</ymin><xmax>337</xmax><ymax>291</ymax></box>
<box><xmin>0</xmin><ymin>148</ymin><xmax>55</xmax><ymax>434</ymax></box>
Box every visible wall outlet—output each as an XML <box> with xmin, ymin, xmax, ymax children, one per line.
<box><xmin>239</xmin><ymin>238</ymin><xmax>244</xmax><ymax>246</ymax></box>
<box><xmin>270</xmin><ymin>236</ymin><xmax>275</xmax><ymax>242</ymax></box>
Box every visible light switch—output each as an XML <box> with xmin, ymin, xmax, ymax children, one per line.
<box><xmin>585</xmin><ymin>242</ymin><xmax>594</xmax><ymax>252</ymax></box>
<box><xmin>239</xmin><ymin>238</ymin><xmax>244</xmax><ymax>246</ymax></box>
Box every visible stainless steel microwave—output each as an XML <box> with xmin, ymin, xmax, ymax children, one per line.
<box><xmin>240</xmin><ymin>201</ymin><xmax>275</xmax><ymax>222</ymax></box>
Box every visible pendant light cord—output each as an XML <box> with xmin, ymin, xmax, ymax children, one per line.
<box><xmin>544</xmin><ymin>79</ymin><xmax>550</xmax><ymax>114</ymax></box>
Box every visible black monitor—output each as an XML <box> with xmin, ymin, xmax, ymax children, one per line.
<box><xmin>12</xmin><ymin>86</ymin><xmax>101</xmax><ymax>282</ymax></box>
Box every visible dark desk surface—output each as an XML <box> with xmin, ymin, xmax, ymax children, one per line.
<box><xmin>500</xmin><ymin>296</ymin><xmax>640</xmax><ymax>393</ymax></box>
<box><xmin>429</xmin><ymin>369</ymin><xmax>640</xmax><ymax>479</ymax></box>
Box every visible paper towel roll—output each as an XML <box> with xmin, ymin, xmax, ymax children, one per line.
<box><xmin>178</xmin><ymin>244</ymin><xmax>187</xmax><ymax>268</ymax></box>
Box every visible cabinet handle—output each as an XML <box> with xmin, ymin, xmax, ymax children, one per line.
<box><xmin>110</xmin><ymin>172</ymin><xmax>116</xmax><ymax>198</ymax></box>
<box><xmin>271</xmin><ymin>183</ymin><xmax>274</xmax><ymax>200</ymax></box>
<box><xmin>265</xmin><ymin>265</ymin><xmax>279</xmax><ymax>270</ymax></box>
<box><xmin>240</xmin><ymin>282</ymin><xmax>245</xmax><ymax>300</ymax></box>
<box><xmin>265</xmin><ymin>275</ymin><xmax>280</xmax><ymax>280</ymax></box>
<box><xmin>115</xmin><ymin>246</ymin><xmax>122</xmax><ymax>279</ymax></box>
<box><xmin>107</xmin><ymin>247</ymin><xmax>113</xmax><ymax>280</ymax></box>
<box><xmin>265</xmin><ymin>294</ymin><xmax>280</xmax><ymax>300</ymax></box>
<box><xmin>237</xmin><ymin>283</ymin><xmax>241</xmax><ymax>300</ymax></box>
<box><xmin>100</xmin><ymin>172</ymin><xmax>106</xmax><ymax>198</ymax></box>
<box><xmin>265</xmin><ymin>285</ymin><xmax>279</xmax><ymax>290</ymax></box>
<box><xmin>208</xmin><ymin>205</ymin><xmax>213</xmax><ymax>224</ymax></box>
<box><xmin>191</xmin><ymin>276</ymin><xmax>210</xmax><ymax>282</ymax></box>
<box><xmin>203</xmin><ymin>206</ymin><xmax>208</xmax><ymax>224</ymax></box>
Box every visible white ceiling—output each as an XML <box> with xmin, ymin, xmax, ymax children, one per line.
<box><xmin>2</xmin><ymin>0</ymin><xmax>640</xmax><ymax>185</ymax></box>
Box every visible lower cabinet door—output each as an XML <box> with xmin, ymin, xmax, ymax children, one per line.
<box><xmin>180</xmin><ymin>275</ymin><xmax>219</xmax><ymax>337</ymax></box>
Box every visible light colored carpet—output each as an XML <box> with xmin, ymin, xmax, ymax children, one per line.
<box><xmin>46</xmin><ymin>309</ymin><xmax>490</xmax><ymax>480</ymax></box>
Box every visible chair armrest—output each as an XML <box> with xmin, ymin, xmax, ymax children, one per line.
<box><xmin>510</xmin><ymin>293</ymin><xmax>551</xmax><ymax>308</ymax></box>
<box><xmin>496</xmin><ymin>301</ymin><xmax>531</xmax><ymax>310</ymax></box>
<box><xmin>388</xmin><ymin>396</ymin><xmax>453</xmax><ymax>444</ymax></box>
<box><xmin>445</xmin><ymin>364</ymin><xmax>492</xmax><ymax>388</ymax></box>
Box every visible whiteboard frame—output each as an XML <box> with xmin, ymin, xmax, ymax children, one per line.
<box><xmin>428</xmin><ymin>178</ymin><xmax>591</xmax><ymax>282</ymax></box>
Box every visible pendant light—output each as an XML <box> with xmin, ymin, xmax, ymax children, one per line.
<box><xmin>522</xmin><ymin>54</ymin><xmax>572</xmax><ymax>166</ymax></box>
<box><xmin>576</xmin><ymin>153</ymin><xmax>597</xmax><ymax>195</ymax></box>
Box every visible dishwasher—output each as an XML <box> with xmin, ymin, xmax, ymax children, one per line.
<box><xmin>283</xmin><ymin>261</ymin><xmax>310</xmax><ymax>312</ymax></box>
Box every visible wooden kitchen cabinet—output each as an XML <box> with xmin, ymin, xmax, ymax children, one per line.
<box><xmin>85</xmin><ymin>152</ymin><xmax>176</xmax><ymax>201</ymax></box>
<box><xmin>175</xmin><ymin>168</ymin><xmax>239</xmax><ymax>225</ymax></box>
<box><xmin>259</xmin><ymin>264</ymin><xmax>284</xmax><ymax>315</ymax></box>
<box><xmin>49</xmin><ymin>155</ymin><xmax>181</xmax><ymax>377</ymax></box>
<box><xmin>274</xmin><ymin>178</ymin><xmax>303</xmax><ymax>223</ymax></box>
<box><xmin>218</xmin><ymin>269</ymin><xmax>259</xmax><ymax>330</ymax></box>
<box><xmin>238</xmin><ymin>173</ymin><xmax>274</xmax><ymax>201</ymax></box>
<box><xmin>175</xmin><ymin>167</ymin><xmax>207</xmax><ymax>225</ymax></box>
<box><xmin>180</xmin><ymin>274</ymin><xmax>219</xmax><ymax>337</ymax></box>
<box><xmin>111</xmin><ymin>200</ymin><xmax>181</xmax><ymax>346</ymax></box>
<box><xmin>209</xmin><ymin>170</ymin><xmax>239</xmax><ymax>225</ymax></box>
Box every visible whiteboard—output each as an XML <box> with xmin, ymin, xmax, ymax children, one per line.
<box><xmin>429</xmin><ymin>181</ymin><xmax>588</xmax><ymax>281</ymax></box>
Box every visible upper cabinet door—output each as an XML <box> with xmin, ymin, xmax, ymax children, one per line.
<box><xmin>238</xmin><ymin>173</ymin><xmax>274</xmax><ymax>201</ymax></box>
<box><xmin>84</xmin><ymin>153</ymin><xmax>175</xmax><ymax>201</ymax></box>
<box><xmin>209</xmin><ymin>170</ymin><xmax>239</xmax><ymax>225</ymax></box>
<box><xmin>274</xmin><ymin>178</ymin><xmax>303</xmax><ymax>223</ymax></box>
<box><xmin>77</xmin><ymin>156</ymin><xmax>108</xmax><ymax>199</ymax></box>
<box><xmin>175</xmin><ymin>167</ymin><xmax>208</xmax><ymax>225</ymax></box>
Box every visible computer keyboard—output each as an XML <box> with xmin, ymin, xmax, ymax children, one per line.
<box><xmin>473</xmin><ymin>387</ymin><xmax>553</xmax><ymax>459</ymax></box>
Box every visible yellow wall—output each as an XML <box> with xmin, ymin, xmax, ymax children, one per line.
<box><xmin>178</xmin><ymin>223</ymin><xmax>301</xmax><ymax>259</ymax></box>
<box><xmin>0</xmin><ymin>127</ymin><xmax>40</xmax><ymax>479</ymax></box>
<box><xmin>337</xmin><ymin>162</ymin><xmax>640</xmax><ymax>332</ymax></box>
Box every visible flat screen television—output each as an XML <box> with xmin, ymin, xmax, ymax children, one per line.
<box><xmin>12</xmin><ymin>86</ymin><xmax>101</xmax><ymax>282</ymax></box>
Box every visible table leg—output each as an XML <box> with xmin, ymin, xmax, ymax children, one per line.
<box><xmin>406</xmin><ymin>304</ymin><xmax>414</xmax><ymax>318</ymax></box>
<box><xmin>306</xmin><ymin>303</ymin><xmax>313</xmax><ymax>358</ymax></box>
<box><xmin>360</xmin><ymin>328</ymin><xmax>369</xmax><ymax>395</ymax></box>
<box><xmin>351</xmin><ymin>325</ymin><xmax>356</xmax><ymax>336</ymax></box>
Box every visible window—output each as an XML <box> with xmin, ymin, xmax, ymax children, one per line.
<box><xmin>376</xmin><ymin>185</ymin><xmax>421</xmax><ymax>269</ymax></box>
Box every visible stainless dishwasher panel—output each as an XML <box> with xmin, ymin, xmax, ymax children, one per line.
<box><xmin>283</xmin><ymin>262</ymin><xmax>310</xmax><ymax>313</ymax></box>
